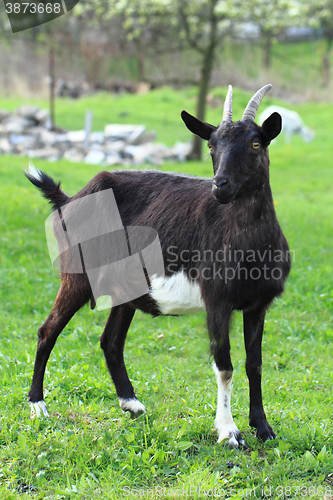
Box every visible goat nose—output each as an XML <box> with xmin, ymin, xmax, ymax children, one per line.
<box><xmin>214</xmin><ymin>177</ymin><xmax>228</xmax><ymax>188</ymax></box>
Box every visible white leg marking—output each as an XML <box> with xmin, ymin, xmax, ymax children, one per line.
<box><xmin>29</xmin><ymin>400</ymin><xmax>49</xmax><ymax>418</ymax></box>
<box><xmin>213</xmin><ymin>362</ymin><xmax>245</xmax><ymax>448</ymax></box>
<box><xmin>119</xmin><ymin>398</ymin><xmax>146</xmax><ymax>416</ymax></box>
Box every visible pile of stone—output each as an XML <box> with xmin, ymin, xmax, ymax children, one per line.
<box><xmin>0</xmin><ymin>106</ymin><xmax>192</xmax><ymax>166</ymax></box>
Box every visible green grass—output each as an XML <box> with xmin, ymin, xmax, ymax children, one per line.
<box><xmin>0</xmin><ymin>88</ymin><xmax>332</xmax><ymax>499</ymax></box>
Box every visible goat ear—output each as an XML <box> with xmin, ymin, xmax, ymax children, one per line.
<box><xmin>261</xmin><ymin>112</ymin><xmax>282</xmax><ymax>142</ymax></box>
<box><xmin>181</xmin><ymin>110</ymin><xmax>216</xmax><ymax>140</ymax></box>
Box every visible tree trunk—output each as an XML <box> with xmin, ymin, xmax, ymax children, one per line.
<box><xmin>178</xmin><ymin>0</ymin><xmax>219</xmax><ymax>160</ymax></box>
<box><xmin>263</xmin><ymin>31</ymin><xmax>272</xmax><ymax>69</ymax></box>
<box><xmin>49</xmin><ymin>46</ymin><xmax>55</xmax><ymax>131</ymax></box>
<box><xmin>190</xmin><ymin>45</ymin><xmax>215</xmax><ymax>160</ymax></box>
<box><xmin>138</xmin><ymin>46</ymin><xmax>145</xmax><ymax>81</ymax></box>
<box><xmin>322</xmin><ymin>36</ymin><xmax>333</xmax><ymax>88</ymax></box>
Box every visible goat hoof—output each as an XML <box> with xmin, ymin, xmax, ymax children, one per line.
<box><xmin>216</xmin><ymin>422</ymin><xmax>247</xmax><ymax>449</ymax></box>
<box><xmin>29</xmin><ymin>400</ymin><xmax>49</xmax><ymax>418</ymax></box>
<box><xmin>130</xmin><ymin>409</ymin><xmax>145</xmax><ymax>419</ymax></box>
<box><xmin>119</xmin><ymin>397</ymin><xmax>146</xmax><ymax>418</ymax></box>
<box><xmin>227</xmin><ymin>432</ymin><xmax>248</xmax><ymax>450</ymax></box>
<box><xmin>256</xmin><ymin>423</ymin><xmax>276</xmax><ymax>442</ymax></box>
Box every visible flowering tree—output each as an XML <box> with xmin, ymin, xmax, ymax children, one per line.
<box><xmin>302</xmin><ymin>0</ymin><xmax>333</xmax><ymax>87</ymax></box>
<box><xmin>247</xmin><ymin>0</ymin><xmax>301</xmax><ymax>69</ymax></box>
<box><xmin>76</xmin><ymin>0</ymin><xmax>246</xmax><ymax>159</ymax></box>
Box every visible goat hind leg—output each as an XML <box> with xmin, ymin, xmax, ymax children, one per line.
<box><xmin>28</xmin><ymin>278</ymin><xmax>90</xmax><ymax>417</ymax></box>
<box><xmin>100</xmin><ymin>303</ymin><xmax>145</xmax><ymax>418</ymax></box>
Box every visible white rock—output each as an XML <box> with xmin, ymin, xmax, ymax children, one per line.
<box><xmin>0</xmin><ymin>138</ymin><xmax>12</xmax><ymax>153</ymax></box>
<box><xmin>38</xmin><ymin>129</ymin><xmax>58</xmax><ymax>145</ymax></box>
<box><xmin>16</xmin><ymin>105</ymin><xmax>40</xmax><ymax>119</ymax></box>
<box><xmin>25</xmin><ymin>148</ymin><xmax>60</xmax><ymax>159</ymax></box>
<box><xmin>5</xmin><ymin>116</ymin><xmax>35</xmax><ymax>133</ymax></box>
<box><xmin>90</xmin><ymin>131</ymin><xmax>105</xmax><ymax>143</ymax></box>
<box><xmin>123</xmin><ymin>143</ymin><xmax>156</xmax><ymax>165</ymax></box>
<box><xmin>84</xmin><ymin>149</ymin><xmax>106</xmax><ymax>164</ymax></box>
<box><xmin>66</xmin><ymin>130</ymin><xmax>86</xmax><ymax>143</ymax></box>
<box><xmin>104</xmin><ymin>124</ymin><xmax>144</xmax><ymax>141</ymax></box>
<box><xmin>105</xmin><ymin>154</ymin><xmax>123</xmax><ymax>166</ymax></box>
<box><xmin>103</xmin><ymin>140</ymin><xmax>126</xmax><ymax>153</ymax></box>
<box><xmin>34</xmin><ymin>109</ymin><xmax>49</xmax><ymax>124</ymax></box>
<box><xmin>127</xmin><ymin>125</ymin><xmax>146</xmax><ymax>145</ymax></box>
<box><xmin>63</xmin><ymin>148</ymin><xmax>85</xmax><ymax>163</ymax></box>
<box><xmin>52</xmin><ymin>133</ymin><xmax>70</xmax><ymax>144</ymax></box>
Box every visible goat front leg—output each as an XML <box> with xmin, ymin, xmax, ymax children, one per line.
<box><xmin>100</xmin><ymin>304</ymin><xmax>145</xmax><ymax>418</ymax></box>
<box><xmin>243</xmin><ymin>307</ymin><xmax>276</xmax><ymax>441</ymax></box>
<box><xmin>207</xmin><ymin>307</ymin><xmax>246</xmax><ymax>449</ymax></box>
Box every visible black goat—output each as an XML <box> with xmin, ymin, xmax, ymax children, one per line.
<box><xmin>25</xmin><ymin>84</ymin><xmax>290</xmax><ymax>448</ymax></box>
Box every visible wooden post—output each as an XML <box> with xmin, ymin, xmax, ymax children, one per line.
<box><xmin>84</xmin><ymin>110</ymin><xmax>93</xmax><ymax>149</ymax></box>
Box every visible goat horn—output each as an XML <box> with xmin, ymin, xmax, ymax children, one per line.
<box><xmin>222</xmin><ymin>85</ymin><xmax>233</xmax><ymax>122</ymax></box>
<box><xmin>242</xmin><ymin>84</ymin><xmax>272</xmax><ymax>121</ymax></box>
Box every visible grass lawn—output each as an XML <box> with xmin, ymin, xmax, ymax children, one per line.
<box><xmin>0</xmin><ymin>88</ymin><xmax>332</xmax><ymax>499</ymax></box>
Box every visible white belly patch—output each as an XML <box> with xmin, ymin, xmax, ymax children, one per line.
<box><xmin>149</xmin><ymin>271</ymin><xmax>206</xmax><ymax>315</ymax></box>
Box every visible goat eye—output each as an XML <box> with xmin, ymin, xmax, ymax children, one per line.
<box><xmin>252</xmin><ymin>142</ymin><xmax>260</xmax><ymax>149</ymax></box>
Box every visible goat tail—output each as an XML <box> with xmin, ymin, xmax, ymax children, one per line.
<box><xmin>25</xmin><ymin>162</ymin><xmax>69</xmax><ymax>210</ymax></box>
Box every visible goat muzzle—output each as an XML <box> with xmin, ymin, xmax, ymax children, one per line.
<box><xmin>212</xmin><ymin>175</ymin><xmax>236</xmax><ymax>204</ymax></box>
